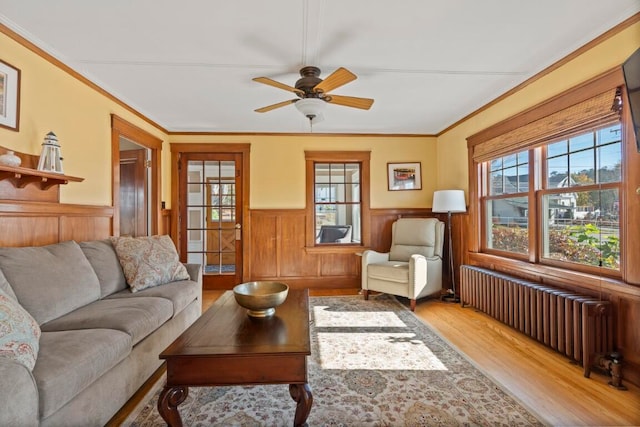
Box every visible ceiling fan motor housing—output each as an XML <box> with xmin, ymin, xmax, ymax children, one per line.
<box><xmin>295</xmin><ymin>66</ymin><xmax>324</xmax><ymax>98</ymax></box>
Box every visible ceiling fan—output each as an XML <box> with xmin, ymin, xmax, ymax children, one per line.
<box><xmin>252</xmin><ymin>66</ymin><xmax>374</xmax><ymax>121</ymax></box>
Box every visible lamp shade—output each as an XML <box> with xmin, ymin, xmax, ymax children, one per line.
<box><xmin>432</xmin><ymin>190</ymin><xmax>466</xmax><ymax>213</ymax></box>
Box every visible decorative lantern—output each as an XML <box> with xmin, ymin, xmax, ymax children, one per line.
<box><xmin>37</xmin><ymin>131</ymin><xmax>64</xmax><ymax>174</ymax></box>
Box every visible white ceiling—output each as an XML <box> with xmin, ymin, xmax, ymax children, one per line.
<box><xmin>1</xmin><ymin>1</ymin><xmax>639</xmax><ymax>134</ymax></box>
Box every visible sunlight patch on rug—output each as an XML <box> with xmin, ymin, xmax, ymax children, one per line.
<box><xmin>313</xmin><ymin>306</ymin><xmax>406</xmax><ymax>327</ymax></box>
<box><xmin>317</xmin><ymin>332</ymin><xmax>447</xmax><ymax>370</ymax></box>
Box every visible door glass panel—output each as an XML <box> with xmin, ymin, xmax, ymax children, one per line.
<box><xmin>186</xmin><ymin>160</ymin><xmax>237</xmax><ymax>275</ymax></box>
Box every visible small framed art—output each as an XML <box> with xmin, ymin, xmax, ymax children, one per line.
<box><xmin>387</xmin><ymin>162</ymin><xmax>422</xmax><ymax>191</ymax></box>
<box><xmin>0</xmin><ymin>59</ymin><xmax>20</xmax><ymax>131</ymax></box>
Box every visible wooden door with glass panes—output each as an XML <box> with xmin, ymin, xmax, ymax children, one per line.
<box><xmin>181</xmin><ymin>153</ymin><xmax>243</xmax><ymax>289</ymax></box>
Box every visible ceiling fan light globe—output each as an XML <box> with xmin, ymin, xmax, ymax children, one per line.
<box><xmin>295</xmin><ymin>98</ymin><xmax>326</xmax><ymax>119</ymax></box>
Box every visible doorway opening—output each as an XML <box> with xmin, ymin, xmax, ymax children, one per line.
<box><xmin>111</xmin><ymin>115</ymin><xmax>163</xmax><ymax>236</ymax></box>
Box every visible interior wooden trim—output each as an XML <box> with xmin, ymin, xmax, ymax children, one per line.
<box><xmin>169</xmin><ymin>142</ymin><xmax>251</xmax><ymax>153</ymax></box>
<box><xmin>167</xmin><ymin>131</ymin><xmax>435</xmax><ymax>137</ymax></box>
<box><xmin>467</xmin><ymin>252</ymin><xmax>640</xmax><ymax>298</ymax></box>
<box><xmin>111</xmin><ymin>114</ymin><xmax>163</xmax><ymax>235</ymax></box>
<box><xmin>438</xmin><ymin>12</ymin><xmax>640</xmax><ymax>136</ymax></box>
<box><xmin>112</xmin><ymin>115</ymin><xmax>162</xmax><ymax>149</ymax></box>
<box><xmin>0</xmin><ymin>200</ymin><xmax>113</xmax><ymax>216</ymax></box>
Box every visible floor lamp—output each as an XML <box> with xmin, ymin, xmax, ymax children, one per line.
<box><xmin>432</xmin><ymin>190</ymin><xmax>466</xmax><ymax>302</ymax></box>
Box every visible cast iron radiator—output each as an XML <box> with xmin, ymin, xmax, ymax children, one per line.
<box><xmin>460</xmin><ymin>265</ymin><xmax>613</xmax><ymax>378</ymax></box>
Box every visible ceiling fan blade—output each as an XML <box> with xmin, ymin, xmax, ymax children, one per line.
<box><xmin>254</xmin><ymin>99</ymin><xmax>297</xmax><ymax>113</ymax></box>
<box><xmin>326</xmin><ymin>94</ymin><xmax>374</xmax><ymax>110</ymax></box>
<box><xmin>253</xmin><ymin>77</ymin><xmax>304</xmax><ymax>95</ymax></box>
<box><xmin>313</xmin><ymin>67</ymin><xmax>357</xmax><ymax>94</ymax></box>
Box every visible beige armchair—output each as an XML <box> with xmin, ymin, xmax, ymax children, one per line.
<box><xmin>362</xmin><ymin>218</ymin><xmax>445</xmax><ymax>311</ymax></box>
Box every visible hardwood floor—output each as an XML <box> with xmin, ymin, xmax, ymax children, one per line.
<box><xmin>415</xmin><ymin>297</ymin><xmax>640</xmax><ymax>427</ymax></box>
<box><xmin>111</xmin><ymin>289</ymin><xmax>640</xmax><ymax>426</ymax></box>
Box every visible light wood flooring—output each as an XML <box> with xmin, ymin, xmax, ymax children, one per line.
<box><xmin>110</xmin><ymin>289</ymin><xmax>640</xmax><ymax>426</ymax></box>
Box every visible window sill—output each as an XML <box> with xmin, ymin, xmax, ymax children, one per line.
<box><xmin>467</xmin><ymin>252</ymin><xmax>637</xmax><ymax>296</ymax></box>
<box><xmin>305</xmin><ymin>245</ymin><xmax>369</xmax><ymax>255</ymax></box>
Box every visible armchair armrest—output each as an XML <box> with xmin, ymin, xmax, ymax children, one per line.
<box><xmin>361</xmin><ymin>250</ymin><xmax>390</xmax><ymax>290</ymax></box>
<box><xmin>409</xmin><ymin>255</ymin><xmax>443</xmax><ymax>299</ymax></box>
<box><xmin>0</xmin><ymin>358</ymin><xmax>39</xmax><ymax>426</ymax></box>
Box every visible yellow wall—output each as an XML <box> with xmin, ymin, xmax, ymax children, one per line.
<box><xmin>436</xmin><ymin>21</ymin><xmax>640</xmax><ymax>194</ymax></box>
<box><xmin>167</xmin><ymin>134</ymin><xmax>437</xmax><ymax>209</ymax></box>
<box><xmin>0</xmin><ymin>30</ymin><xmax>167</xmax><ymax>205</ymax></box>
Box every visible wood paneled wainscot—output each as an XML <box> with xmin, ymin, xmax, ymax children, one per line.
<box><xmin>247</xmin><ymin>208</ymin><xmax>453</xmax><ymax>291</ymax></box>
<box><xmin>0</xmin><ymin>201</ymin><xmax>113</xmax><ymax>247</ymax></box>
<box><xmin>248</xmin><ymin>209</ymin><xmax>360</xmax><ymax>289</ymax></box>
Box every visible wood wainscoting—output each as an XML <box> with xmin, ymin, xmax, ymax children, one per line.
<box><xmin>246</xmin><ymin>208</ymin><xmax>456</xmax><ymax>290</ymax></box>
<box><xmin>0</xmin><ymin>200</ymin><xmax>113</xmax><ymax>247</ymax></box>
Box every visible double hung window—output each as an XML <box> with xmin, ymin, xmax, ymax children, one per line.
<box><xmin>474</xmin><ymin>81</ymin><xmax>623</xmax><ymax>276</ymax></box>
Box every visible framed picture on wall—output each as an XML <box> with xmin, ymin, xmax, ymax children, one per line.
<box><xmin>0</xmin><ymin>59</ymin><xmax>20</xmax><ymax>131</ymax></box>
<box><xmin>387</xmin><ymin>162</ymin><xmax>422</xmax><ymax>191</ymax></box>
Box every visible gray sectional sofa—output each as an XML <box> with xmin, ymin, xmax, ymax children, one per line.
<box><xmin>0</xmin><ymin>238</ymin><xmax>202</xmax><ymax>426</ymax></box>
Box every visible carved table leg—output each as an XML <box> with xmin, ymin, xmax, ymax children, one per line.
<box><xmin>158</xmin><ymin>385</ymin><xmax>188</xmax><ymax>427</ymax></box>
<box><xmin>289</xmin><ymin>383</ymin><xmax>313</xmax><ymax>427</ymax></box>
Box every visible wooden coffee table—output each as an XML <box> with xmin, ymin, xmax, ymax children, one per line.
<box><xmin>158</xmin><ymin>288</ymin><xmax>312</xmax><ymax>426</ymax></box>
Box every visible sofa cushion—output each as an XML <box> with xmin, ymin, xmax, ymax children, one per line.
<box><xmin>110</xmin><ymin>235</ymin><xmax>190</xmax><ymax>293</ymax></box>
<box><xmin>79</xmin><ymin>239</ymin><xmax>128</xmax><ymax>298</ymax></box>
<box><xmin>0</xmin><ymin>241</ymin><xmax>101</xmax><ymax>325</ymax></box>
<box><xmin>367</xmin><ymin>261</ymin><xmax>410</xmax><ymax>283</ymax></box>
<box><xmin>33</xmin><ymin>329</ymin><xmax>132</xmax><ymax>419</ymax></box>
<box><xmin>106</xmin><ymin>278</ymin><xmax>200</xmax><ymax>318</ymax></box>
<box><xmin>0</xmin><ymin>287</ymin><xmax>41</xmax><ymax>371</ymax></box>
<box><xmin>40</xmin><ymin>297</ymin><xmax>173</xmax><ymax>345</ymax></box>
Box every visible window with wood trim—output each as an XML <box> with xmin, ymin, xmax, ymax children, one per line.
<box><xmin>305</xmin><ymin>151</ymin><xmax>370</xmax><ymax>248</ymax></box>
<box><xmin>470</xmin><ymin>72</ymin><xmax>625</xmax><ymax>277</ymax></box>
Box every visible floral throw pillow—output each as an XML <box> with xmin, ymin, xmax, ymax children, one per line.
<box><xmin>110</xmin><ymin>235</ymin><xmax>190</xmax><ymax>293</ymax></box>
<box><xmin>0</xmin><ymin>287</ymin><xmax>41</xmax><ymax>371</ymax></box>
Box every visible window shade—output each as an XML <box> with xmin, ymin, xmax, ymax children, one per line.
<box><xmin>472</xmin><ymin>88</ymin><xmax>619</xmax><ymax>162</ymax></box>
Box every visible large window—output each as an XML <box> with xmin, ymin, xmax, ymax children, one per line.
<box><xmin>305</xmin><ymin>151</ymin><xmax>370</xmax><ymax>248</ymax></box>
<box><xmin>482</xmin><ymin>123</ymin><xmax>622</xmax><ymax>272</ymax></box>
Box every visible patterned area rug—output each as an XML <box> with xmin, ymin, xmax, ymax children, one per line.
<box><xmin>125</xmin><ymin>295</ymin><xmax>544</xmax><ymax>426</ymax></box>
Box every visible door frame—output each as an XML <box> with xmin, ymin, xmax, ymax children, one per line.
<box><xmin>111</xmin><ymin>114</ymin><xmax>163</xmax><ymax>235</ymax></box>
<box><xmin>170</xmin><ymin>143</ymin><xmax>251</xmax><ymax>287</ymax></box>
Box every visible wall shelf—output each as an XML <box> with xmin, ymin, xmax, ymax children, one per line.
<box><xmin>0</xmin><ymin>164</ymin><xmax>84</xmax><ymax>190</ymax></box>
